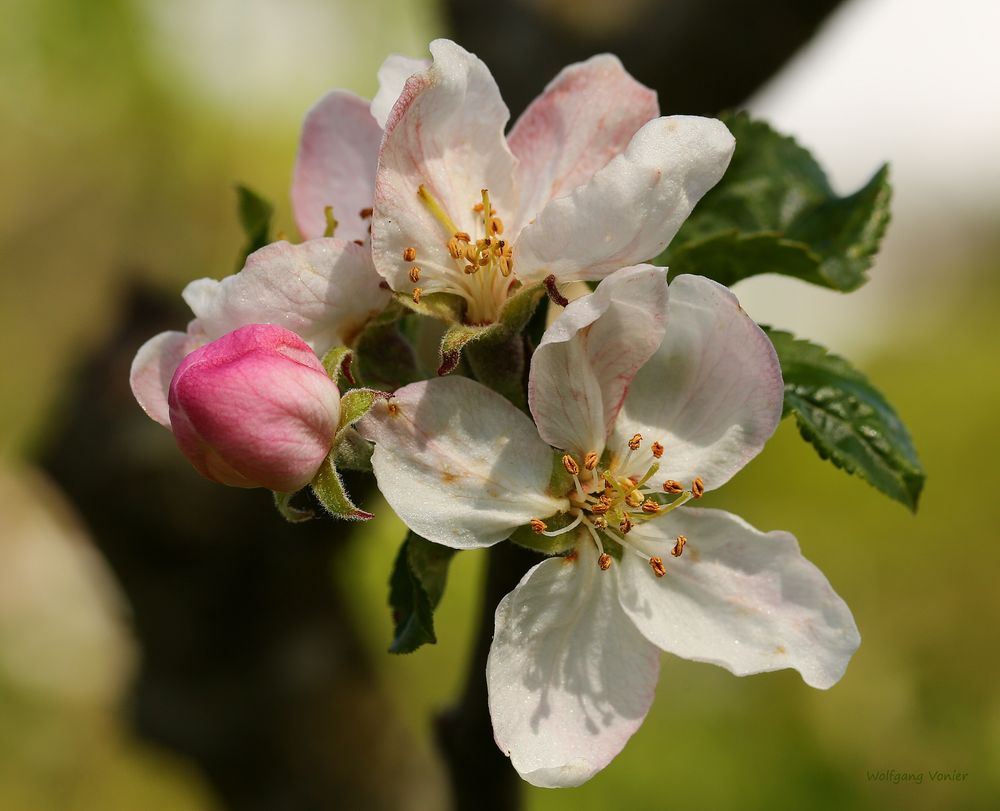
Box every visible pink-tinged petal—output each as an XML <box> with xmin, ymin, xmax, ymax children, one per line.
<box><xmin>612</xmin><ymin>274</ymin><xmax>783</xmax><ymax>490</ymax></box>
<box><xmin>291</xmin><ymin>90</ymin><xmax>382</xmax><ymax>242</ymax></box>
<box><xmin>182</xmin><ymin>239</ymin><xmax>388</xmax><ymax>356</ymax></box>
<box><xmin>514</xmin><ymin>116</ymin><xmax>734</xmax><ymax>286</ymax></box>
<box><xmin>617</xmin><ymin>508</ymin><xmax>860</xmax><ymax>689</ymax></box>
<box><xmin>129</xmin><ymin>330</ymin><xmax>200</xmax><ymax>427</ymax></box>
<box><xmin>358</xmin><ymin>376</ymin><xmax>566</xmax><ymax>549</ymax></box>
<box><xmin>488</xmin><ymin>540</ymin><xmax>660</xmax><ymax>788</ymax></box>
<box><xmin>371</xmin><ymin>54</ymin><xmax>430</xmax><ymax>129</ymax></box>
<box><xmin>371</xmin><ymin>39</ymin><xmax>518</xmax><ymax>297</ymax></box>
<box><xmin>508</xmin><ymin>54</ymin><xmax>658</xmax><ymax>233</ymax></box>
<box><xmin>169</xmin><ymin>324</ymin><xmax>341</xmax><ymax>492</ymax></box>
<box><xmin>529</xmin><ymin>265</ymin><xmax>667</xmax><ymax>459</ymax></box>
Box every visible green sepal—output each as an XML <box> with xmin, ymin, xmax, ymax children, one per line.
<box><xmin>310</xmin><ymin>456</ymin><xmax>373</xmax><ymax>521</ymax></box>
<box><xmin>233</xmin><ymin>184</ymin><xmax>274</xmax><ymax>271</ymax></box>
<box><xmin>387</xmin><ymin>532</ymin><xmax>457</xmax><ymax>654</ymax></box>
<box><xmin>394</xmin><ymin>290</ymin><xmax>465</xmax><ymax>323</ymax></box>
<box><xmin>271</xmin><ymin>490</ymin><xmax>314</xmax><ymax>523</ymax></box>
<box><xmin>331</xmin><ymin>426</ymin><xmax>373</xmax><ymax>472</ymax></box>
<box><xmin>437</xmin><ymin>283</ymin><xmax>544</xmax><ymax>376</ymax></box>
<box><xmin>662</xmin><ymin>113</ymin><xmax>891</xmax><ymax>293</ymax></box>
<box><xmin>321</xmin><ymin>346</ymin><xmax>355</xmax><ymax>386</ymax></box>
<box><xmin>336</xmin><ymin>388</ymin><xmax>380</xmax><ymax>435</ymax></box>
<box><xmin>766</xmin><ymin>328</ymin><xmax>925</xmax><ymax>511</ymax></box>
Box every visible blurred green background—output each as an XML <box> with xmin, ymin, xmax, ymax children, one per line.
<box><xmin>2</xmin><ymin>0</ymin><xmax>998</xmax><ymax>809</ymax></box>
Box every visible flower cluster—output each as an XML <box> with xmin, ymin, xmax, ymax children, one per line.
<box><xmin>129</xmin><ymin>39</ymin><xmax>859</xmax><ymax>787</ymax></box>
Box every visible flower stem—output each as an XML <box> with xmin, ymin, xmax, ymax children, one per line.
<box><xmin>435</xmin><ymin>542</ymin><xmax>536</xmax><ymax>811</ymax></box>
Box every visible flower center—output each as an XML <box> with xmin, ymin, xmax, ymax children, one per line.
<box><xmin>406</xmin><ymin>185</ymin><xmax>517</xmax><ymax>324</ymax></box>
<box><xmin>532</xmin><ymin>434</ymin><xmax>704</xmax><ymax>578</ymax></box>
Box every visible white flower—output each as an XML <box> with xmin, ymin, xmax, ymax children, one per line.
<box><xmin>370</xmin><ymin>39</ymin><xmax>734</xmax><ymax>324</ymax></box>
<box><xmin>359</xmin><ymin>266</ymin><xmax>860</xmax><ymax>787</ymax></box>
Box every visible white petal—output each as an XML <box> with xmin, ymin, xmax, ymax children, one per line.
<box><xmin>129</xmin><ymin>330</ymin><xmax>198</xmax><ymax>427</ymax></box>
<box><xmin>617</xmin><ymin>508</ymin><xmax>860</xmax><ymax>689</ymax></box>
<box><xmin>291</xmin><ymin>91</ymin><xmax>382</xmax><ymax>242</ymax></box>
<box><xmin>514</xmin><ymin>116</ymin><xmax>734</xmax><ymax>286</ymax></box>
<box><xmin>528</xmin><ymin>265</ymin><xmax>667</xmax><ymax>458</ymax></box>
<box><xmin>488</xmin><ymin>541</ymin><xmax>660</xmax><ymax>787</ymax></box>
<box><xmin>182</xmin><ymin>239</ymin><xmax>388</xmax><ymax>356</ymax></box>
<box><xmin>371</xmin><ymin>54</ymin><xmax>429</xmax><ymax>129</ymax></box>
<box><xmin>357</xmin><ymin>377</ymin><xmax>566</xmax><ymax>549</ymax></box>
<box><xmin>508</xmin><ymin>54</ymin><xmax>658</xmax><ymax>233</ymax></box>
<box><xmin>612</xmin><ymin>274</ymin><xmax>783</xmax><ymax>490</ymax></box>
<box><xmin>371</xmin><ymin>39</ymin><xmax>518</xmax><ymax>297</ymax></box>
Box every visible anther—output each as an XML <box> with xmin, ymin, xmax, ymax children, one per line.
<box><xmin>489</xmin><ymin>217</ymin><xmax>504</xmax><ymax>235</ymax></box>
<box><xmin>412</xmin><ymin>287</ymin><xmax>423</xmax><ymax>304</ymax></box>
<box><xmin>641</xmin><ymin>499</ymin><xmax>660</xmax><ymax>514</ymax></box>
<box><xmin>625</xmin><ymin>490</ymin><xmax>644</xmax><ymax>508</ymax></box>
<box><xmin>530</xmin><ymin>518</ymin><xmax>547</xmax><ymax>534</ymax></box>
<box><xmin>402</xmin><ymin>247</ymin><xmax>417</xmax><ymax>261</ymax></box>
<box><xmin>465</xmin><ymin>245</ymin><xmax>479</xmax><ymax>263</ymax></box>
<box><xmin>584</xmin><ymin>451</ymin><xmax>599</xmax><ymax>471</ymax></box>
<box><xmin>619</xmin><ymin>515</ymin><xmax>634</xmax><ymax>534</ymax></box>
<box><xmin>691</xmin><ymin>477</ymin><xmax>705</xmax><ymax>499</ymax></box>
<box><xmin>359</xmin><ymin>207</ymin><xmax>373</xmax><ymax>219</ymax></box>
<box><xmin>649</xmin><ymin>556</ymin><xmax>667</xmax><ymax>577</ymax></box>
<box><xmin>464</xmin><ymin>264</ymin><xmax>478</xmax><ymax>275</ymax></box>
<box><xmin>593</xmin><ymin>516</ymin><xmax>608</xmax><ymax>529</ymax></box>
<box><xmin>663</xmin><ymin>480</ymin><xmax>684</xmax><ymax>494</ymax></box>
<box><xmin>591</xmin><ymin>502</ymin><xmax>609</xmax><ymax>515</ymax></box>
<box><xmin>598</xmin><ymin>553</ymin><xmax>612</xmax><ymax>571</ymax></box>
<box><xmin>447</xmin><ymin>237</ymin><xmax>462</xmax><ymax>258</ymax></box>
<box><xmin>651</xmin><ymin>441</ymin><xmax>664</xmax><ymax>459</ymax></box>
<box><xmin>352</xmin><ymin>239</ymin><xmax>364</xmax><ymax>246</ymax></box>
<box><xmin>628</xmin><ymin>433</ymin><xmax>642</xmax><ymax>451</ymax></box>
<box><xmin>562</xmin><ymin>454</ymin><xmax>580</xmax><ymax>476</ymax></box>
<box><xmin>408</xmin><ymin>266</ymin><xmax>421</xmax><ymax>283</ymax></box>
<box><xmin>672</xmin><ymin>535</ymin><xmax>687</xmax><ymax>557</ymax></box>
<box><xmin>472</xmin><ymin>202</ymin><xmax>484</xmax><ymax>212</ymax></box>
<box><xmin>386</xmin><ymin>402</ymin><xmax>400</xmax><ymax>416</ymax></box>
<box><xmin>454</xmin><ymin>231</ymin><xmax>471</xmax><ymax>243</ymax></box>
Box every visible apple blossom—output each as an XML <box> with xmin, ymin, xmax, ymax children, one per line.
<box><xmin>371</xmin><ymin>39</ymin><xmax>735</xmax><ymax>325</ymax></box>
<box><xmin>359</xmin><ymin>265</ymin><xmax>860</xmax><ymax>787</ymax></box>
<box><xmin>168</xmin><ymin>324</ymin><xmax>341</xmax><ymax>492</ymax></box>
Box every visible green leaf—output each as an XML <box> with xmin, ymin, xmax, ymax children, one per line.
<box><xmin>662</xmin><ymin>113</ymin><xmax>891</xmax><ymax>292</ymax></box>
<box><xmin>387</xmin><ymin>532</ymin><xmax>457</xmax><ymax>654</ymax></box>
<box><xmin>310</xmin><ymin>456</ymin><xmax>373</xmax><ymax>521</ymax></box>
<box><xmin>234</xmin><ymin>184</ymin><xmax>274</xmax><ymax>270</ymax></box>
<box><xmin>272</xmin><ymin>490</ymin><xmax>314</xmax><ymax>523</ymax></box>
<box><xmin>766</xmin><ymin>328</ymin><xmax>925</xmax><ymax>511</ymax></box>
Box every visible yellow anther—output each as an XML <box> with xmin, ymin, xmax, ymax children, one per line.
<box><xmin>479</xmin><ymin>253</ymin><xmax>490</xmax><ymax>266</ymax></box>
<box><xmin>465</xmin><ymin>244</ymin><xmax>479</xmax><ymax>263</ymax></box>
<box><xmin>447</xmin><ymin>237</ymin><xmax>463</xmax><ymax>258</ymax></box>
<box><xmin>499</xmin><ymin>258</ymin><xmax>512</xmax><ymax>277</ymax></box>
<box><xmin>584</xmin><ymin>451</ymin><xmax>599</xmax><ymax>471</ymax></box>
<box><xmin>619</xmin><ymin>515</ymin><xmax>634</xmax><ymax>534</ymax></box>
<box><xmin>625</xmin><ymin>490</ymin><xmax>644</xmax><ymax>508</ymax></box>
<box><xmin>464</xmin><ymin>264</ymin><xmax>478</xmax><ymax>275</ymax></box>
<box><xmin>651</xmin><ymin>441</ymin><xmax>664</xmax><ymax>459</ymax></box>
<box><xmin>672</xmin><ymin>535</ymin><xmax>687</xmax><ymax>557</ymax></box>
<box><xmin>472</xmin><ymin>202</ymin><xmax>484</xmax><ymax>212</ymax></box>
<box><xmin>530</xmin><ymin>518</ymin><xmax>547</xmax><ymax>534</ymax></box>
<box><xmin>489</xmin><ymin>217</ymin><xmax>504</xmax><ymax>235</ymax></box>
<box><xmin>663</xmin><ymin>480</ymin><xmax>684</xmax><ymax>494</ymax></box>
<box><xmin>562</xmin><ymin>454</ymin><xmax>580</xmax><ymax>476</ymax></box>
<box><xmin>387</xmin><ymin>402</ymin><xmax>400</xmax><ymax>416</ymax></box>
<box><xmin>591</xmin><ymin>501</ymin><xmax>609</xmax><ymax>515</ymax></box>
<box><xmin>412</xmin><ymin>287</ymin><xmax>423</xmax><ymax>304</ymax></box>
<box><xmin>691</xmin><ymin>477</ymin><xmax>705</xmax><ymax>499</ymax></box>
<box><xmin>593</xmin><ymin>516</ymin><xmax>608</xmax><ymax>529</ymax></box>
<box><xmin>598</xmin><ymin>553</ymin><xmax>613</xmax><ymax>571</ymax></box>
<box><xmin>649</xmin><ymin>556</ymin><xmax>667</xmax><ymax>577</ymax></box>
<box><xmin>359</xmin><ymin>207</ymin><xmax>373</xmax><ymax>219</ymax></box>
<box><xmin>408</xmin><ymin>266</ymin><xmax>421</xmax><ymax>283</ymax></box>
<box><xmin>628</xmin><ymin>433</ymin><xmax>642</xmax><ymax>451</ymax></box>
<box><xmin>641</xmin><ymin>499</ymin><xmax>660</xmax><ymax>514</ymax></box>
<box><xmin>403</xmin><ymin>246</ymin><xmax>417</xmax><ymax>261</ymax></box>
<box><xmin>454</xmin><ymin>231</ymin><xmax>471</xmax><ymax>243</ymax></box>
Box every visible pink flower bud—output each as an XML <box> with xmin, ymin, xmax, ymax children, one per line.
<box><xmin>167</xmin><ymin>324</ymin><xmax>341</xmax><ymax>492</ymax></box>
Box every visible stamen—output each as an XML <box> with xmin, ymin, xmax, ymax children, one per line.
<box><xmin>591</xmin><ymin>501</ymin><xmax>609</xmax><ymax>515</ymax></box>
<box><xmin>464</xmin><ymin>264</ymin><xmax>478</xmax><ymax>275</ymax></box>
<box><xmin>583</xmin><ymin>451</ymin><xmax>599</xmax><ymax>471</ymax></box>
<box><xmin>447</xmin><ymin>237</ymin><xmax>463</xmax><ymax>259</ymax></box>
<box><xmin>637</xmin><ymin>462</ymin><xmax>660</xmax><ymax>487</ymax></box>
<box><xmin>672</xmin><ymin>535</ymin><xmax>687</xmax><ymax>557</ymax></box>
<box><xmin>418</xmin><ymin>185</ymin><xmax>459</xmax><ymax>234</ymax></box>
<box><xmin>651</xmin><ymin>441</ymin><xmax>664</xmax><ymax>459</ymax></box>
<box><xmin>359</xmin><ymin>207</ymin><xmax>373</xmax><ymax>219</ymax></box>
<box><xmin>628</xmin><ymin>433</ymin><xmax>643</xmax><ymax>450</ymax></box>
<box><xmin>625</xmin><ymin>490</ymin><xmax>643</xmax><ymax>508</ymax></box>
<box><xmin>691</xmin><ymin>477</ymin><xmax>705</xmax><ymax>499</ymax></box>
<box><xmin>530</xmin><ymin>518</ymin><xmax>546</xmax><ymax>534</ymax></box>
<box><xmin>541</xmin><ymin>512</ymin><xmax>584</xmax><ymax>537</ymax></box>
<box><xmin>352</xmin><ymin>239</ymin><xmax>364</xmax><ymax>246</ymax></box>
<box><xmin>598</xmin><ymin>553</ymin><xmax>613</xmax><ymax>570</ymax></box>
<box><xmin>489</xmin><ymin>217</ymin><xmax>504</xmax><ymax>235</ymax></box>
<box><xmin>408</xmin><ymin>266</ymin><xmax>421</xmax><ymax>283</ymax></box>
<box><xmin>641</xmin><ymin>499</ymin><xmax>659</xmax><ymax>514</ymax></box>
<box><xmin>663</xmin><ymin>480</ymin><xmax>684</xmax><ymax>494</ymax></box>
<box><xmin>561</xmin><ymin>454</ymin><xmax>580</xmax><ymax>476</ymax></box>
<box><xmin>402</xmin><ymin>247</ymin><xmax>417</xmax><ymax>261</ymax></box>
<box><xmin>412</xmin><ymin>287</ymin><xmax>423</xmax><ymax>304</ymax></box>
<box><xmin>649</xmin><ymin>556</ymin><xmax>667</xmax><ymax>577</ymax></box>
<box><xmin>454</xmin><ymin>231</ymin><xmax>471</xmax><ymax>242</ymax></box>
<box><xmin>619</xmin><ymin>515</ymin><xmax>634</xmax><ymax>534</ymax></box>
<box><xmin>592</xmin><ymin>516</ymin><xmax>608</xmax><ymax>529</ymax></box>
